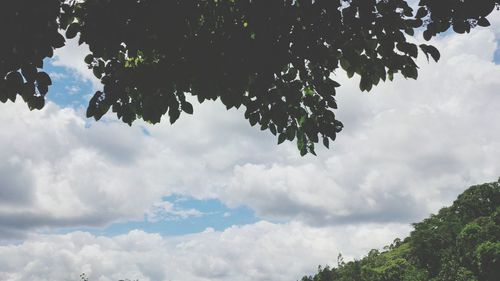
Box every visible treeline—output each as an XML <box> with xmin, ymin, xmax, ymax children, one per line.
<box><xmin>300</xmin><ymin>179</ymin><xmax>500</xmax><ymax>281</ymax></box>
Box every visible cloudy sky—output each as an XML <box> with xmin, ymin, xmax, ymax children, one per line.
<box><xmin>1</xmin><ymin>10</ymin><xmax>500</xmax><ymax>281</ymax></box>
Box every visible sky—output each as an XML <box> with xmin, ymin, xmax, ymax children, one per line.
<box><xmin>1</xmin><ymin>11</ymin><xmax>500</xmax><ymax>281</ymax></box>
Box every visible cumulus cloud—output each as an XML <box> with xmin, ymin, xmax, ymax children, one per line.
<box><xmin>0</xmin><ymin>98</ymin><xmax>277</xmax><ymax>238</ymax></box>
<box><xmin>1</xmin><ymin>21</ymin><xmax>500</xmax><ymax>238</ymax></box>
<box><xmin>0</xmin><ymin>221</ymin><xmax>410</xmax><ymax>281</ymax></box>
<box><xmin>217</xmin><ymin>26</ymin><xmax>500</xmax><ymax>224</ymax></box>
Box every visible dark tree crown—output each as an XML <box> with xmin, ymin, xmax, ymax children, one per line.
<box><xmin>1</xmin><ymin>0</ymin><xmax>498</xmax><ymax>155</ymax></box>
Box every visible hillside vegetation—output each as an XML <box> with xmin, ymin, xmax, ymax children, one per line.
<box><xmin>300</xmin><ymin>179</ymin><xmax>500</xmax><ymax>281</ymax></box>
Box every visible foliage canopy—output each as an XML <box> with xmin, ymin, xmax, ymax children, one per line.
<box><xmin>300</xmin><ymin>179</ymin><xmax>500</xmax><ymax>281</ymax></box>
<box><xmin>1</xmin><ymin>0</ymin><xmax>498</xmax><ymax>154</ymax></box>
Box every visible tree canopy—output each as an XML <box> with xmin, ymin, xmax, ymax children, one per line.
<box><xmin>300</xmin><ymin>179</ymin><xmax>500</xmax><ymax>281</ymax></box>
<box><xmin>1</xmin><ymin>0</ymin><xmax>498</xmax><ymax>155</ymax></box>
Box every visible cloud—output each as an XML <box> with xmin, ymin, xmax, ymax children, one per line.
<box><xmin>145</xmin><ymin>201</ymin><xmax>205</xmax><ymax>222</ymax></box>
<box><xmin>0</xmin><ymin>9</ymin><xmax>499</xmax><ymax>281</ymax></box>
<box><xmin>216</xmin><ymin>26</ymin><xmax>500</xmax><ymax>225</ymax></box>
<box><xmin>0</xmin><ymin>221</ymin><xmax>410</xmax><ymax>281</ymax></box>
<box><xmin>0</xmin><ymin>98</ymin><xmax>277</xmax><ymax>238</ymax></box>
<box><xmin>1</xmin><ymin>21</ymin><xmax>500</xmax><ymax>238</ymax></box>
<box><xmin>51</xmin><ymin>38</ymin><xmax>101</xmax><ymax>91</ymax></box>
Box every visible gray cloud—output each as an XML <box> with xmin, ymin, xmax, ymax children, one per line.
<box><xmin>0</xmin><ymin>12</ymin><xmax>499</xmax><ymax>243</ymax></box>
<box><xmin>0</xmin><ymin>163</ymin><xmax>34</xmax><ymax>206</ymax></box>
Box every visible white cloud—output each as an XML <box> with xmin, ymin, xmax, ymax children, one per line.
<box><xmin>0</xmin><ymin>98</ymin><xmax>278</xmax><ymax>238</ymax></box>
<box><xmin>217</xmin><ymin>26</ymin><xmax>500</xmax><ymax>224</ymax></box>
<box><xmin>0</xmin><ymin>221</ymin><xmax>410</xmax><ymax>281</ymax></box>
<box><xmin>1</xmin><ymin>21</ymin><xmax>500</xmax><ymax>238</ymax></box>
<box><xmin>145</xmin><ymin>201</ymin><xmax>205</xmax><ymax>222</ymax></box>
<box><xmin>51</xmin><ymin>38</ymin><xmax>101</xmax><ymax>91</ymax></box>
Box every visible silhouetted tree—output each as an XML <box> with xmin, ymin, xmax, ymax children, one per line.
<box><xmin>1</xmin><ymin>0</ymin><xmax>498</xmax><ymax>154</ymax></box>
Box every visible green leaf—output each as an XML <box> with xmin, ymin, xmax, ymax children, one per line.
<box><xmin>423</xmin><ymin>30</ymin><xmax>433</xmax><ymax>41</ymax></box>
<box><xmin>249</xmin><ymin>113</ymin><xmax>259</xmax><ymax>126</ymax></box>
<box><xmin>308</xmin><ymin>143</ymin><xmax>317</xmax><ymax>156</ymax></box>
<box><xmin>269</xmin><ymin>123</ymin><xmax>277</xmax><ymax>135</ymax></box>
<box><xmin>169</xmin><ymin>107</ymin><xmax>181</xmax><ymax>124</ymax></box>
<box><xmin>66</xmin><ymin>23</ymin><xmax>80</xmax><ymax>39</ymax></box>
<box><xmin>477</xmin><ymin>17</ymin><xmax>491</xmax><ymax>27</ymax></box>
<box><xmin>93</xmin><ymin>65</ymin><xmax>104</xmax><ymax>79</ymax></box>
<box><xmin>278</xmin><ymin>133</ymin><xmax>287</xmax><ymax>144</ymax></box>
<box><xmin>420</xmin><ymin>44</ymin><xmax>440</xmax><ymax>62</ymax></box>
<box><xmin>322</xmin><ymin>136</ymin><xmax>329</xmax><ymax>148</ymax></box>
<box><xmin>359</xmin><ymin>76</ymin><xmax>372</xmax><ymax>92</ymax></box>
<box><xmin>402</xmin><ymin>66</ymin><xmax>418</xmax><ymax>80</ymax></box>
<box><xmin>84</xmin><ymin>54</ymin><xmax>94</xmax><ymax>64</ymax></box>
<box><xmin>297</xmin><ymin>133</ymin><xmax>306</xmax><ymax>154</ymax></box>
<box><xmin>416</xmin><ymin>7</ymin><xmax>428</xmax><ymax>18</ymax></box>
<box><xmin>181</xmin><ymin>101</ymin><xmax>194</xmax><ymax>114</ymax></box>
<box><xmin>52</xmin><ymin>33</ymin><xmax>66</xmax><ymax>48</ymax></box>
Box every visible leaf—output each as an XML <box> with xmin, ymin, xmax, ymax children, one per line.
<box><xmin>408</xmin><ymin>44</ymin><xmax>418</xmax><ymax>58</ymax></box>
<box><xmin>87</xmin><ymin>92</ymin><xmax>100</xmax><ymax>118</ymax></box>
<box><xmin>93</xmin><ymin>67</ymin><xmax>103</xmax><ymax>79</ymax></box>
<box><xmin>249</xmin><ymin>113</ymin><xmax>259</xmax><ymax>126</ymax></box>
<box><xmin>297</xmin><ymin>133</ymin><xmax>306</xmax><ymax>154</ymax></box>
<box><xmin>308</xmin><ymin>143</ymin><xmax>317</xmax><ymax>156</ymax></box>
<box><xmin>268</xmin><ymin>123</ymin><xmax>277</xmax><ymax>135</ymax></box>
<box><xmin>278</xmin><ymin>133</ymin><xmax>287</xmax><ymax>144</ymax></box>
<box><xmin>416</xmin><ymin>7</ymin><xmax>428</xmax><ymax>19</ymax></box>
<box><xmin>37</xmin><ymin>84</ymin><xmax>49</xmax><ymax>96</ymax></box>
<box><xmin>477</xmin><ymin>17</ymin><xmax>491</xmax><ymax>27</ymax></box>
<box><xmin>359</xmin><ymin>76</ymin><xmax>372</xmax><ymax>92</ymax></box>
<box><xmin>66</xmin><ymin>23</ymin><xmax>80</xmax><ymax>39</ymax></box>
<box><xmin>181</xmin><ymin>101</ymin><xmax>194</xmax><ymax>114</ymax></box>
<box><xmin>169</xmin><ymin>107</ymin><xmax>181</xmax><ymax>124</ymax></box>
<box><xmin>322</xmin><ymin>136</ymin><xmax>329</xmax><ymax>148</ymax></box>
<box><xmin>402</xmin><ymin>66</ymin><xmax>418</xmax><ymax>80</ymax></box>
<box><xmin>31</xmin><ymin>96</ymin><xmax>45</xmax><ymax>110</ymax></box>
<box><xmin>340</xmin><ymin>58</ymin><xmax>350</xmax><ymax>70</ymax></box>
<box><xmin>52</xmin><ymin>33</ymin><xmax>66</xmax><ymax>48</ymax></box>
<box><xmin>423</xmin><ymin>30</ymin><xmax>432</xmax><ymax>41</ymax></box>
<box><xmin>84</xmin><ymin>54</ymin><xmax>94</xmax><ymax>64</ymax></box>
<box><xmin>36</xmin><ymin>72</ymin><xmax>52</xmax><ymax>86</ymax></box>
<box><xmin>420</xmin><ymin>44</ymin><xmax>440</xmax><ymax>62</ymax></box>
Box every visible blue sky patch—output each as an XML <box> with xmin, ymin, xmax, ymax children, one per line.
<box><xmin>44</xmin><ymin>59</ymin><xmax>94</xmax><ymax>108</ymax></box>
<box><xmin>56</xmin><ymin>196</ymin><xmax>259</xmax><ymax>236</ymax></box>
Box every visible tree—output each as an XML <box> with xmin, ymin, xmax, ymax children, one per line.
<box><xmin>299</xmin><ymin>179</ymin><xmax>500</xmax><ymax>281</ymax></box>
<box><xmin>1</xmin><ymin>0</ymin><xmax>498</xmax><ymax>155</ymax></box>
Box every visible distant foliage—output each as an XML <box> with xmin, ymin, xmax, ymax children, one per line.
<box><xmin>300</xmin><ymin>179</ymin><xmax>500</xmax><ymax>281</ymax></box>
<box><xmin>1</xmin><ymin>0</ymin><xmax>499</xmax><ymax>154</ymax></box>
